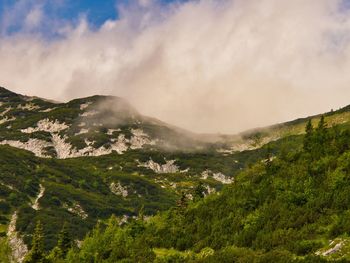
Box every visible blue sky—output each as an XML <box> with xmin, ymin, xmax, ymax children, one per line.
<box><xmin>0</xmin><ymin>0</ymin><xmax>187</xmax><ymax>34</ymax></box>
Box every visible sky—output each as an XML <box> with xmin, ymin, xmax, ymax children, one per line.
<box><xmin>1</xmin><ymin>0</ymin><xmax>350</xmax><ymax>134</ymax></box>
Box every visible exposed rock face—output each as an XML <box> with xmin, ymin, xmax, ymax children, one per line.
<box><xmin>1</xmin><ymin>118</ymin><xmax>156</xmax><ymax>158</ymax></box>
<box><xmin>129</xmin><ymin>129</ymin><xmax>156</xmax><ymax>149</ymax></box>
<box><xmin>63</xmin><ymin>202</ymin><xmax>88</xmax><ymax>219</ymax></box>
<box><xmin>31</xmin><ymin>184</ymin><xmax>45</xmax><ymax>210</ymax></box>
<box><xmin>0</xmin><ymin>139</ymin><xmax>52</xmax><ymax>157</ymax></box>
<box><xmin>205</xmin><ymin>184</ymin><xmax>216</xmax><ymax>195</ymax></box>
<box><xmin>75</xmin><ymin>128</ymin><xmax>89</xmax><ymax>135</ymax></box>
<box><xmin>17</xmin><ymin>103</ymin><xmax>40</xmax><ymax>111</ymax></box>
<box><xmin>0</xmin><ymin>107</ymin><xmax>12</xmax><ymax>116</ymax></box>
<box><xmin>322</xmin><ymin>242</ymin><xmax>343</xmax><ymax>256</ymax></box>
<box><xmin>80</xmin><ymin>102</ymin><xmax>92</xmax><ymax>110</ymax></box>
<box><xmin>201</xmin><ymin>170</ymin><xmax>233</xmax><ymax>184</ymax></box>
<box><xmin>138</xmin><ymin>159</ymin><xmax>180</xmax><ymax>174</ymax></box>
<box><xmin>110</xmin><ymin>182</ymin><xmax>128</xmax><ymax>197</ymax></box>
<box><xmin>315</xmin><ymin>239</ymin><xmax>345</xmax><ymax>257</ymax></box>
<box><xmin>226</xmin><ymin>136</ymin><xmax>280</xmax><ymax>153</ymax></box>
<box><xmin>21</xmin><ymin>118</ymin><xmax>69</xmax><ymax>133</ymax></box>
<box><xmin>0</xmin><ymin>116</ymin><xmax>15</xmax><ymax>124</ymax></box>
<box><xmin>7</xmin><ymin>212</ymin><xmax>28</xmax><ymax>263</ymax></box>
<box><xmin>80</xmin><ymin>110</ymin><xmax>99</xmax><ymax>117</ymax></box>
<box><xmin>39</xmin><ymin>108</ymin><xmax>56</xmax><ymax>112</ymax></box>
<box><xmin>52</xmin><ymin>134</ymin><xmax>129</xmax><ymax>158</ymax></box>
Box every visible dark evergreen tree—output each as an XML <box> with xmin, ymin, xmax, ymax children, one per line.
<box><xmin>176</xmin><ymin>192</ymin><xmax>188</xmax><ymax>213</ymax></box>
<box><xmin>47</xmin><ymin>223</ymin><xmax>72</xmax><ymax>261</ymax></box>
<box><xmin>23</xmin><ymin>221</ymin><xmax>45</xmax><ymax>263</ymax></box>
<box><xmin>193</xmin><ymin>182</ymin><xmax>205</xmax><ymax>201</ymax></box>
<box><xmin>57</xmin><ymin>223</ymin><xmax>72</xmax><ymax>258</ymax></box>
<box><xmin>303</xmin><ymin>119</ymin><xmax>313</xmax><ymax>153</ymax></box>
<box><xmin>317</xmin><ymin>115</ymin><xmax>326</xmax><ymax>131</ymax></box>
<box><xmin>314</xmin><ymin>115</ymin><xmax>327</xmax><ymax>157</ymax></box>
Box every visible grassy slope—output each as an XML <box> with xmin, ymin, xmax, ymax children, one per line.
<box><xmin>64</xmin><ymin>122</ymin><xmax>350</xmax><ymax>262</ymax></box>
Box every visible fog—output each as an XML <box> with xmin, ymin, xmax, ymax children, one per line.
<box><xmin>1</xmin><ymin>0</ymin><xmax>350</xmax><ymax>133</ymax></box>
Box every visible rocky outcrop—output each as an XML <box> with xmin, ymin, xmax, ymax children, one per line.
<box><xmin>63</xmin><ymin>202</ymin><xmax>88</xmax><ymax>219</ymax></box>
<box><xmin>7</xmin><ymin>212</ymin><xmax>28</xmax><ymax>263</ymax></box>
<box><xmin>138</xmin><ymin>159</ymin><xmax>180</xmax><ymax>174</ymax></box>
<box><xmin>21</xmin><ymin>119</ymin><xmax>68</xmax><ymax>133</ymax></box>
<box><xmin>0</xmin><ymin>139</ymin><xmax>52</xmax><ymax>157</ymax></box>
<box><xmin>110</xmin><ymin>182</ymin><xmax>128</xmax><ymax>197</ymax></box>
<box><xmin>17</xmin><ymin>103</ymin><xmax>40</xmax><ymax>111</ymax></box>
<box><xmin>1</xmin><ymin>119</ymin><xmax>156</xmax><ymax>158</ymax></box>
<box><xmin>80</xmin><ymin>102</ymin><xmax>92</xmax><ymax>110</ymax></box>
<box><xmin>201</xmin><ymin>170</ymin><xmax>233</xmax><ymax>184</ymax></box>
<box><xmin>129</xmin><ymin>129</ymin><xmax>156</xmax><ymax>149</ymax></box>
<box><xmin>31</xmin><ymin>184</ymin><xmax>45</xmax><ymax>210</ymax></box>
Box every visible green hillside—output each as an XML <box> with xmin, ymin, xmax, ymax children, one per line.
<box><xmin>2</xmin><ymin>86</ymin><xmax>350</xmax><ymax>262</ymax></box>
<box><xmin>57</xmin><ymin>118</ymin><xmax>350</xmax><ymax>262</ymax></box>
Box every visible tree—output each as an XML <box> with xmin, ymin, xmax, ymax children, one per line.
<box><xmin>193</xmin><ymin>182</ymin><xmax>205</xmax><ymax>201</ymax></box>
<box><xmin>24</xmin><ymin>221</ymin><xmax>46</xmax><ymax>263</ymax></box>
<box><xmin>303</xmin><ymin>119</ymin><xmax>313</xmax><ymax>153</ymax></box>
<box><xmin>316</xmin><ymin>116</ymin><xmax>327</xmax><ymax>142</ymax></box>
<box><xmin>48</xmin><ymin>223</ymin><xmax>72</xmax><ymax>261</ymax></box>
<box><xmin>314</xmin><ymin>115</ymin><xmax>328</xmax><ymax>157</ymax></box>
<box><xmin>317</xmin><ymin>115</ymin><xmax>326</xmax><ymax>131</ymax></box>
<box><xmin>176</xmin><ymin>192</ymin><xmax>188</xmax><ymax>214</ymax></box>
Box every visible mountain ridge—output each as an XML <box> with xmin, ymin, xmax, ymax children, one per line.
<box><xmin>2</xmin><ymin>86</ymin><xmax>350</xmax><ymax>158</ymax></box>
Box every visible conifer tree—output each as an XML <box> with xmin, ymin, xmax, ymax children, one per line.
<box><xmin>47</xmin><ymin>223</ymin><xmax>72</xmax><ymax>260</ymax></box>
<box><xmin>317</xmin><ymin>115</ymin><xmax>326</xmax><ymax>131</ymax></box>
<box><xmin>176</xmin><ymin>192</ymin><xmax>188</xmax><ymax>216</ymax></box>
<box><xmin>56</xmin><ymin>223</ymin><xmax>71</xmax><ymax>258</ymax></box>
<box><xmin>315</xmin><ymin>115</ymin><xmax>327</xmax><ymax>156</ymax></box>
<box><xmin>303</xmin><ymin>119</ymin><xmax>313</xmax><ymax>152</ymax></box>
<box><xmin>193</xmin><ymin>182</ymin><xmax>205</xmax><ymax>201</ymax></box>
<box><xmin>23</xmin><ymin>220</ymin><xmax>45</xmax><ymax>263</ymax></box>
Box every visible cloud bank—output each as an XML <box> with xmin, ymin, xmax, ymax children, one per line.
<box><xmin>1</xmin><ymin>0</ymin><xmax>350</xmax><ymax>133</ymax></box>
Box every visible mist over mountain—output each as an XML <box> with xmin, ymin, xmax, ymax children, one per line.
<box><xmin>2</xmin><ymin>0</ymin><xmax>350</xmax><ymax>133</ymax></box>
<box><xmin>3</xmin><ymin>1</ymin><xmax>350</xmax><ymax>262</ymax></box>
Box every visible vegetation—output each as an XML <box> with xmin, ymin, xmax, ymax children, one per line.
<box><xmin>30</xmin><ymin>117</ymin><xmax>350</xmax><ymax>262</ymax></box>
<box><xmin>4</xmin><ymin>87</ymin><xmax>350</xmax><ymax>261</ymax></box>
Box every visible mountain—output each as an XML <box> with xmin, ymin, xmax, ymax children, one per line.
<box><xmin>0</xmin><ymin>87</ymin><xmax>211</xmax><ymax>158</ymax></box>
<box><xmin>0</xmin><ymin>87</ymin><xmax>246</xmax><ymax>261</ymax></box>
<box><xmin>2</xmin><ymin>86</ymin><xmax>350</xmax><ymax>262</ymax></box>
<box><xmin>66</xmin><ymin>118</ymin><xmax>350</xmax><ymax>262</ymax></box>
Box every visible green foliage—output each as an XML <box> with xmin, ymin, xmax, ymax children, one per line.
<box><xmin>47</xmin><ymin>223</ymin><xmax>72</xmax><ymax>261</ymax></box>
<box><xmin>62</xmin><ymin>120</ymin><xmax>350</xmax><ymax>262</ymax></box>
<box><xmin>24</xmin><ymin>221</ymin><xmax>46</xmax><ymax>263</ymax></box>
<box><xmin>0</xmin><ymin>238</ymin><xmax>11</xmax><ymax>263</ymax></box>
<box><xmin>66</xmin><ymin>216</ymin><xmax>155</xmax><ymax>263</ymax></box>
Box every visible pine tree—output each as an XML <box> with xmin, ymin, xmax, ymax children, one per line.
<box><xmin>315</xmin><ymin>115</ymin><xmax>327</xmax><ymax>156</ymax></box>
<box><xmin>317</xmin><ymin>115</ymin><xmax>326</xmax><ymax>131</ymax></box>
<box><xmin>303</xmin><ymin>119</ymin><xmax>313</xmax><ymax>152</ymax></box>
<box><xmin>56</xmin><ymin>223</ymin><xmax>71</xmax><ymax>258</ymax></box>
<box><xmin>193</xmin><ymin>182</ymin><xmax>205</xmax><ymax>201</ymax></box>
<box><xmin>176</xmin><ymin>192</ymin><xmax>188</xmax><ymax>214</ymax></box>
<box><xmin>23</xmin><ymin>220</ymin><xmax>45</xmax><ymax>263</ymax></box>
<box><xmin>48</xmin><ymin>223</ymin><xmax>72</xmax><ymax>260</ymax></box>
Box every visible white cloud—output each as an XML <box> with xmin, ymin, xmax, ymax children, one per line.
<box><xmin>1</xmin><ymin>0</ymin><xmax>350</xmax><ymax>133</ymax></box>
<box><xmin>24</xmin><ymin>5</ymin><xmax>44</xmax><ymax>30</ymax></box>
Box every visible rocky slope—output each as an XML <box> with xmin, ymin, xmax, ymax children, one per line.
<box><xmin>0</xmin><ymin>87</ymin><xmax>211</xmax><ymax>159</ymax></box>
<box><xmin>2</xmin><ymin>86</ymin><xmax>350</xmax><ymax>262</ymax></box>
